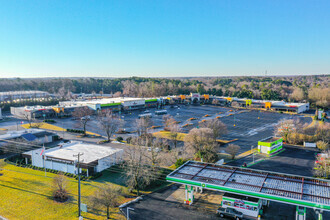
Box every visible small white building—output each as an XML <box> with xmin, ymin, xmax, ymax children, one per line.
<box><xmin>22</xmin><ymin>141</ymin><xmax>123</xmax><ymax>176</ymax></box>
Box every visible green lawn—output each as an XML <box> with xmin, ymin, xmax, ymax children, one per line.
<box><xmin>0</xmin><ymin>161</ymin><xmax>171</xmax><ymax>220</ymax></box>
<box><xmin>0</xmin><ymin>163</ymin><xmax>119</xmax><ymax>219</ymax></box>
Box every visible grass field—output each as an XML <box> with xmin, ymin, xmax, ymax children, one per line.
<box><xmin>21</xmin><ymin>122</ymin><xmax>101</xmax><ymax>137</ymax></box>
<box><xmin>0</xmin><ymin>161</ymin><xmax>170</xmax><ymax>220</ymax></box>
<box><xmin>152</xmin><ymin>130</ymin><xmax>186</xmax><ymax>141</ymax></box>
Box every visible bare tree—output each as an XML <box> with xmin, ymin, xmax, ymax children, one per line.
<box><xmin>122</xmin><ymin>80</ymin><xmax>138</xmax><ymax>97</ymax></box>
<box><xmin>290</xmin><ymin>87</ymin><xmax>305</xmax><ymax>102</ymax></box>
<box><xmin>144</xmin><ymin>138</ymin><xmax>167</xmax><ymax>167</ymax></box>
<box><xmin>52</xmin><ymin>174</ymin><xmax>69</xmax><ymax>202</ymax></box>
<box><xmin>57</xmin><ymin>86</ymin><xmax>67</xmax><ymax>100</ymax></box>
<box><xmin>123</xmin><ymin>143</ymin><xmax>154</xmax><ymax>196</ymax></box>
<box><xmin>184</xmin><ymin>128</ymin><xmax>218</xmax><ymax>162</ymax></box>
<box><xmin>136</xmin><ymin>117</ymin><xmax>152</xmax><ymax>137</ymax></box>
<box><xmin>199</xmin><ymin>118</ymin><xmax>227</xmax><ymax>141</ymax></box>
<box><xmin>315</xmin><ymin>122</ymin><xmax>330</xmax><ymax>143</ymax></box>
<box><xmin>98</xmin><ymin>110</ymin><xmax>122</xmax><ymax>142</ymax></box>
<box><xmin>275</xmin><ymin>119</ymin><xmax>302</xmax><ymax>142</ymax></box>
<box><xmin>225</xmin><ymin>144</ymin><xmax>241</xmax><ymax>160</ymax></box>
<box><xmin>169</xmin><ymin>123</ymin><xmax>181</xmax><ymax>149</ymax></box>
<box><xmin>212</xmin><ymin>99</ymin><xmax>219</xmax><ymax>105</ymax></box>
<box><xmin>308</xmin><ymin>87</ymin><xmax>330</xmax><ymax>108</ymax></box>
<box><xmin>21</xmin><ymin>112</ymin><xmax>33</xmax><ymax>128</ymax></box>
<box><xmin>72</xmin><ymin>106</ymin><xmax>94</xmax><ymax>135</ymax></box>
<box><xmin>163</xmin><ymin>115</ymin><xmax>176</xmax><ymax>131</ymax></box>
<box><xmin>89</xmin><ymin>184</ymin><xmax>122</xmax><ymax>219</ymax></box>
<box><xmin>113</xmin><ymin>91</ymin><xmax>122</xmax><ymax>97</ymax></box>
<box><xmin>163</xmin><ymin>116</ymin><xmax>181</xmax><ymax>148</ymax></box>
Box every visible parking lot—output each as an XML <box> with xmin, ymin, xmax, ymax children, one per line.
<box><xmin>125</xmin><ymin>145</ymin><xmax>329</xmax><ymax>220</ymax></box>
<box><xmin>52</xmin><ymin>104</ymin><xmax>312</xmax><ymax>153</ymax></box>
<box><xmin>248</xmin><ymin>145</ymin><xmax>319</xmax><ymax>176</ymax></box>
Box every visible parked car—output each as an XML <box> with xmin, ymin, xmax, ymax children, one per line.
<box><xmin>81</xmin><ymin>116</ymin><xmax>91</xmax><ymax>120</ymax></box>
<box><xmin>216</xmin><ymin>207</ymin><xmax>243</xmax><ymax>220</ymax></box>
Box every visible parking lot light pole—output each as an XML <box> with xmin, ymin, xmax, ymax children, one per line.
<box><xmin>62</xmin><ymin>121</ymin><xmax>65</xmax><ymax>139</ymax></box>
<box><xmin>127</xmin><ymin>207</ymin><xmax>134</xmax><ymax>220</ymax></box>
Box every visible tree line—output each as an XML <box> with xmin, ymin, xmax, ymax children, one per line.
<box><xmin>0</xmin><ymin>75</ymin><xmax>329</xmax><ymax>108</ymax></box>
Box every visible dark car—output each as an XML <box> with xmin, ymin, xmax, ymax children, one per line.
<box><xmin>216</xmin><ymin>207</ymin><xmax>244</xmax><ymax>220</ymax></box>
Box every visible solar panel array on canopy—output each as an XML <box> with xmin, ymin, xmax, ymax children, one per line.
<box><xmin>167</xmin><ymin>161</ymin><xmax>330</xmax><ymax>210</ymax></box>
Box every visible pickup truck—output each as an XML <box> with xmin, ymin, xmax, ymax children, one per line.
<box><xmin>216</xmin><ymin>207</ymin><xmax>244</xmax><ymax>220</ymax></box>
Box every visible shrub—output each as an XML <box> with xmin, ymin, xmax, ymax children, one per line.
<box><xmin>225</xmin><ymin>144</ymin><xmax>241</xmax><ymax>160</ymax></box>
<box><xmin>174</xmin><ymin>158</ymin><xmax>188</xmax><ymax>168</ymax></box>
<box><xmin>52</xmin><ymin>174</ymin><xmax>69</xmax><ymax>202</ymax></box>
<box><xmin>116</xmin><ymin>136</ymin><xmax>123</xmax><ymax>142</ymax></box>
<box><xmin>126</xmin><ymin>137</ymin><xmax>132</xmax><ymax>144</ymax></box>
<box><xmin>43</xmin><ymin>119</ymin><xmax>56</xmax><ymax>123</ymax></box>
<box><xmin>316</xmin><ymin>141</ymin><xmax>329</xmax><ymax>150</ymax></box>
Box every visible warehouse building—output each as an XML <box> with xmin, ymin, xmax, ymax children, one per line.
<box><xmin>22</xmin><ymin>141</ymin><xmax>123</xmax><ymax>176</ymax></box>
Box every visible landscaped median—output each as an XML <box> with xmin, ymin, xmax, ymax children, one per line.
<box><xmin>21</xmin><ymin>122</ymin><xmax>101</xmax><ymax>137</ymax></box>
<box><xmin>152</xmin><ymin>130</ymin><xmax>237</xmax><ymax>144</ymax></box>
<box><xmin>152</xmin><ymin>130</ymin><xmax>186</xmax><ymax>141</ymax></box>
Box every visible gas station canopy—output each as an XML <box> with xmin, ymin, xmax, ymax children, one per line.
<box><xmin>166</xmin><ymin>161</ymin><xmax>330</xmax><ymax>211</ymax></box>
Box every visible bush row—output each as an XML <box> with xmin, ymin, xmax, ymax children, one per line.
<box><xmin>16</xmin><ymin>164</ymin><xmax>102</xmax><ymax>181</ymax></box>
<box><xmin>43</xmin><ymin>119</ymin><xmax>56</xmax><ymax>123</ymax></box>
<box><xmin>66</xmin><ymin>128</ymin><xmax>84</xmax><ymax>133</ymax></box>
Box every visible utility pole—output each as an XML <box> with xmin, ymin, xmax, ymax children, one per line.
<box><xmin>73</xmin><ymin>152</ymin><xmax>84</xmax><ymax>218</ymax></box>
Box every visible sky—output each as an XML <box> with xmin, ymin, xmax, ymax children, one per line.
<box><xmin>0</xmin><ymin>0</ymin><xmax>330</xmax><ymax>78</ymax></box>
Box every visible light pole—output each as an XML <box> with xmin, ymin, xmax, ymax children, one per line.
<box><xmin>251</xmin><ymin>145</ymin><xmax>255</xmax><ymax>164</ymax></box>
<box><xmin>62</xmin><ymin>121</ymin><xmax>65</xmax><ymax>139</ymax></box>
<box><xmin>127</xmin><ymin>207</ymin><xmax>134</xmax><ymax>220</ymax></box>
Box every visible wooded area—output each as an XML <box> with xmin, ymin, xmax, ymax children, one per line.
<box><xmin>0</xmin><ymin>75</ymin><xmax>329</xmax><ymax>108</ymax></box>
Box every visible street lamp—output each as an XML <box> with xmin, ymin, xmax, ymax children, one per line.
<box><xmin>126</xmin><ymin>207</ymin><xmax>134</xmax><ymax>220</ymax></box>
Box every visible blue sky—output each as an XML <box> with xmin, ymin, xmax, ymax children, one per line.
<box><xmin>0</xmin><ymin>0</ymin><xmax>329</xmax><ymax>78</ymax></box>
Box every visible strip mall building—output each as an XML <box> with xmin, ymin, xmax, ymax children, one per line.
<box><xmin>10</xmin><ymin>94</ymin><xmax>309</xmax><ymax>119</ymax></box>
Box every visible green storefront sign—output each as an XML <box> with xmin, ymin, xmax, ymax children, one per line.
<box><xmin>258</xmin><ymin>138</ymin><xmax>283</xmax><ymax>155</ymax></box>
<box><xmin>145</xmin><ymin>99</ymin><xmax>158</xmax><ymax>103</ymax></box>
<box><xmin>100</xmin><ymin>103</ymin><xmax>121</xmax><ymax>107</ymax></box>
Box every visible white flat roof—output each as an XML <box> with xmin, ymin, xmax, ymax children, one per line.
<box><xmin>44</xmin><ymin>141</ymin><xmax>123</xmax><ymax>164</ymax></box>
<box><xmin>61</xmin><ymin>97</ymin><xmax>146</xmax><ymax>105</ymax></box>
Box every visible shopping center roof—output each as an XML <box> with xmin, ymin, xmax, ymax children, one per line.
<box><xmin>166</xmin><ymin>161</ymin><xmax>330</xmax><ymax>210</ymax></box>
